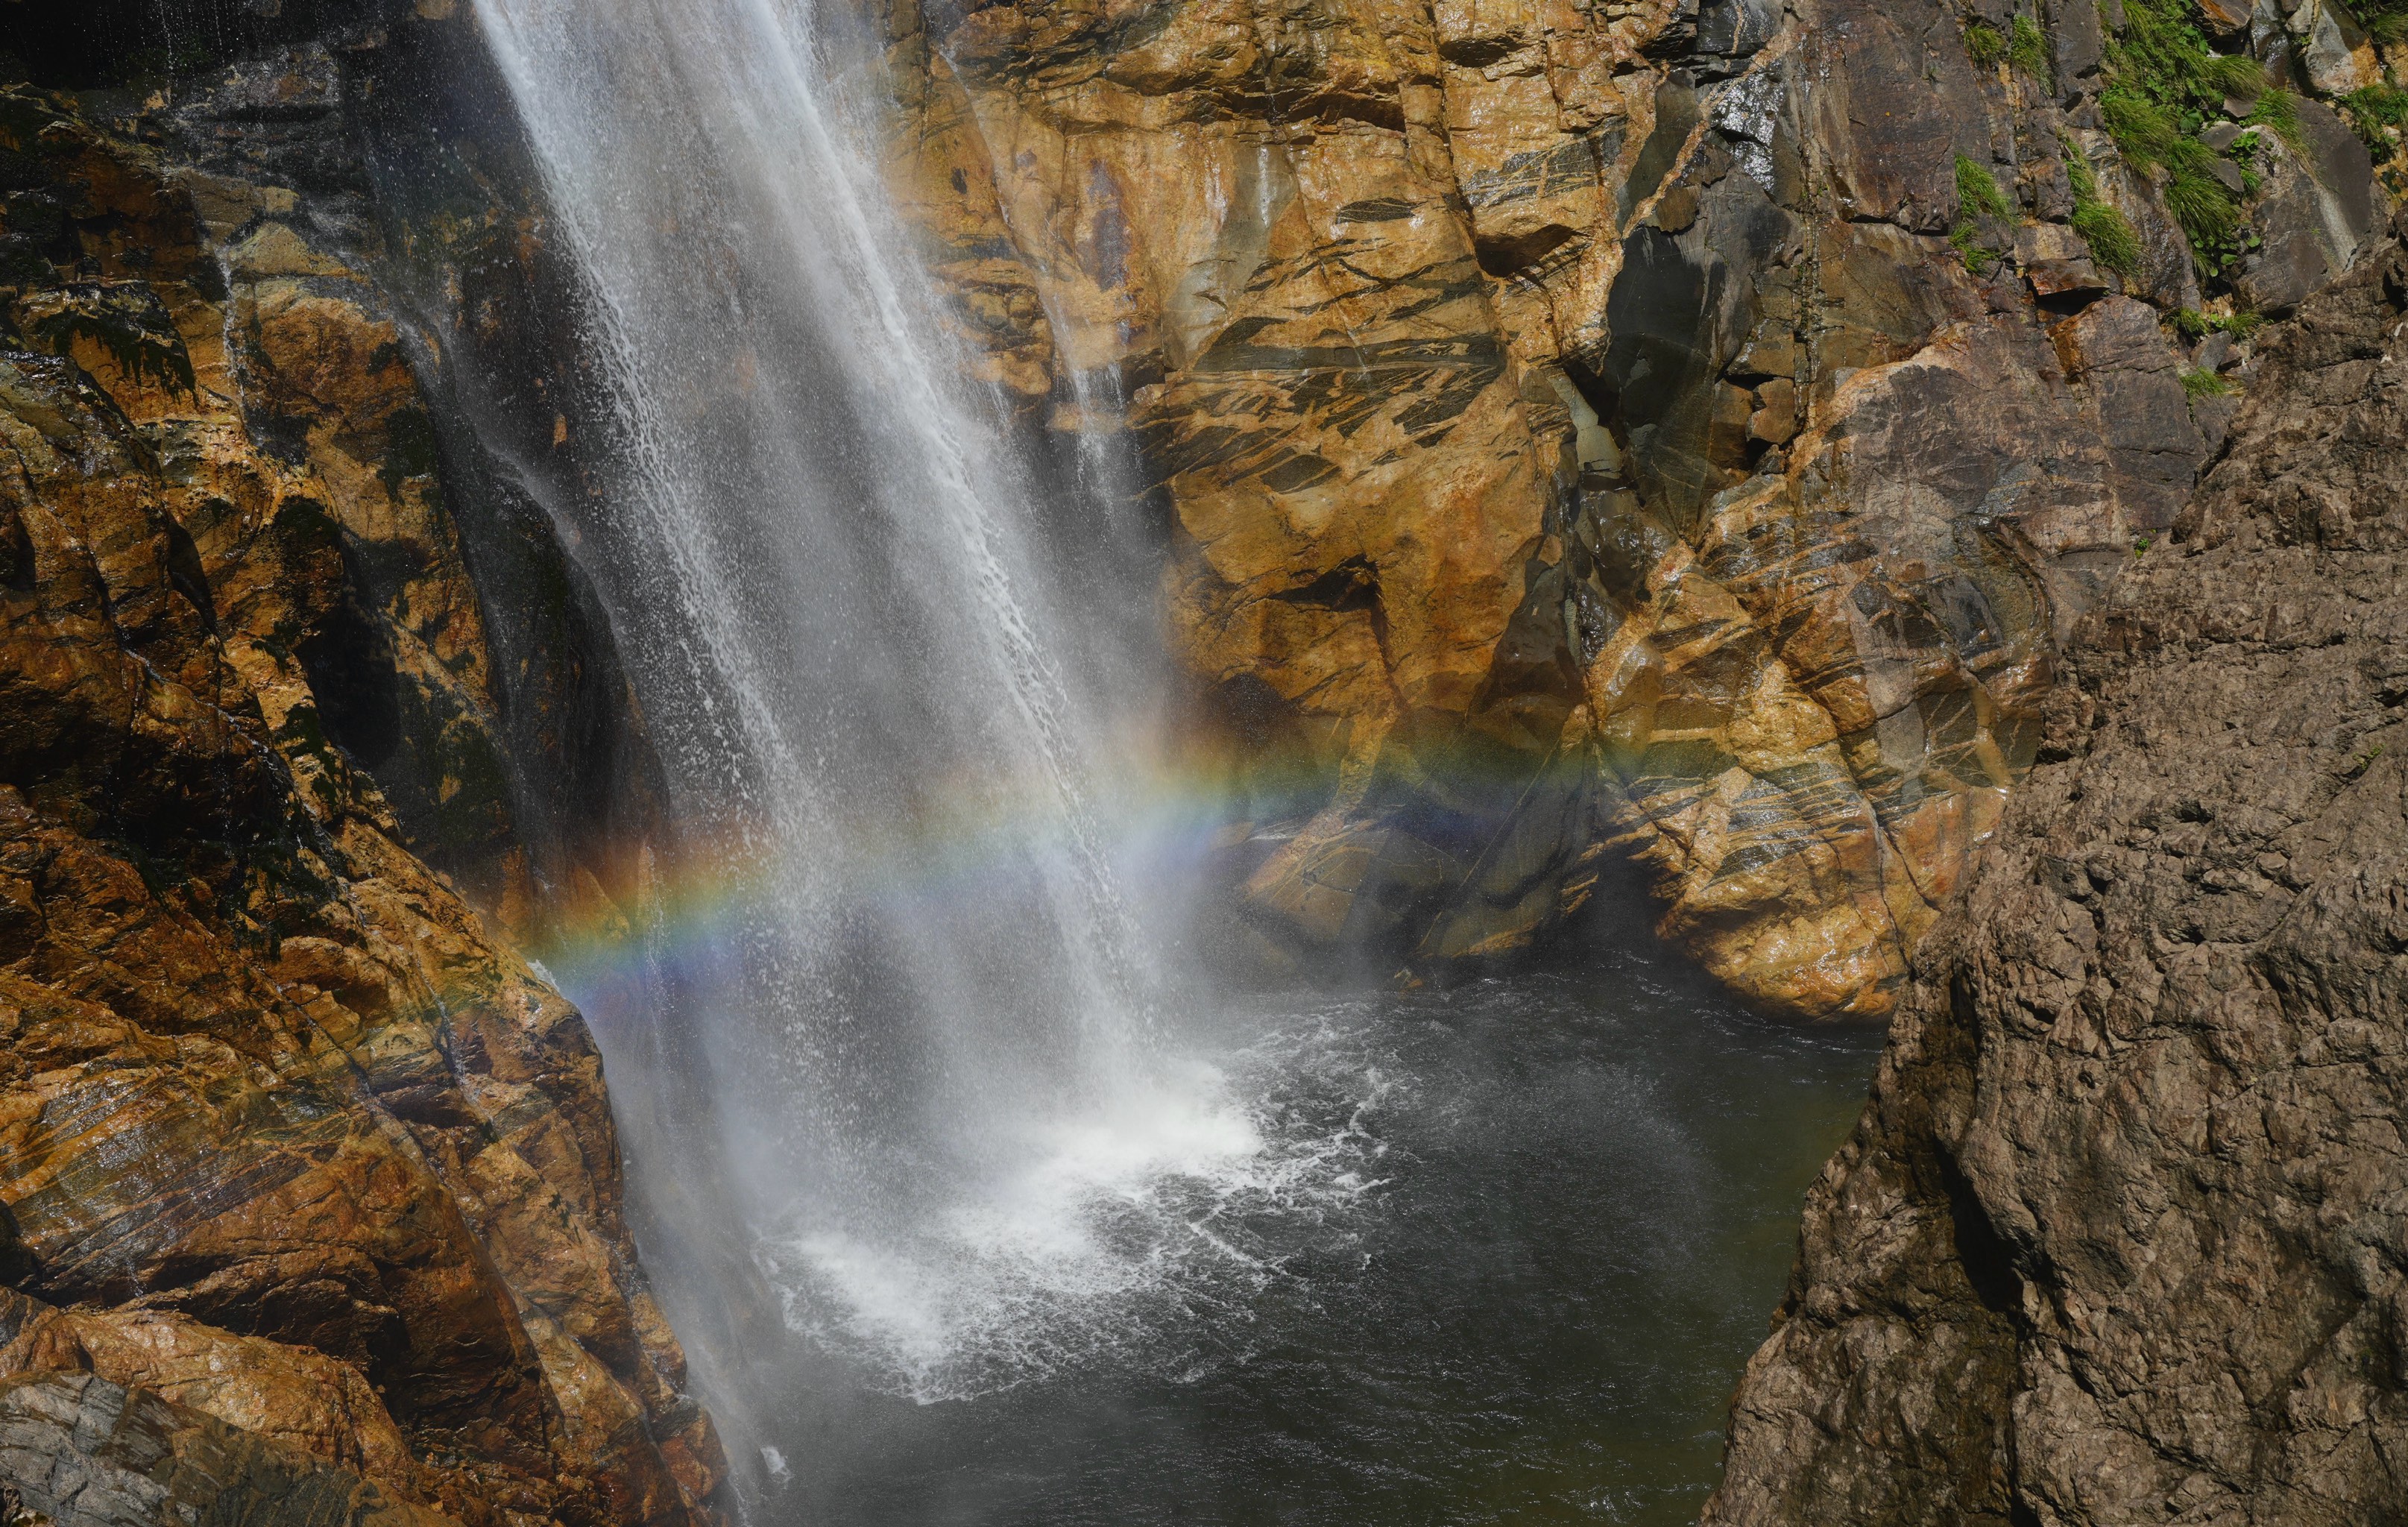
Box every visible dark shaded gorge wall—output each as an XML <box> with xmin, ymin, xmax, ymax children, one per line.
<box><xmin>0</xmin><ymin>5</ymin><xmax>734</xmax><ymax>1523</ymax></box>
<box><xmin>340</xmin><ymin>6</ymin><xmax>679</xmax><ymax>947</ymax></box>
<box><xmin>6</xmin><ymin>0</ymin><xmax>675</xmax><ymax>948</ymax></box>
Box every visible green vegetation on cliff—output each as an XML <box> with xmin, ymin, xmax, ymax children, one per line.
<box><xmin>2099</xmin><ymin>0</ymin><xmax>2274</xmax><ymax>277</ymax></box>
<box><xmin>1964</xmin><ymin>13</ymin><xmax>2052</xmax><ymax>78</ymax></box>
<box><xmin>2010</xmin><ymin>15</ymin><xmax>2052</xmax><ymax>79</ymax></box>
<box><xmin>1952</xmin><ymin>154</ymin><xmax>2012</xmax><ymax>273</ymax></box>
<box><xmin>2341</xmin><ymin>82</ymin><xmax>2408</xmax><ymax>152</ymax></box>
<box><xmin>2353</xmin><ymin>0</ymin><xmax>2408</xmax><ymax>44</ymax></box>
<box><xmin>2061</xmin><ymin>136</ymin><xmax>2146</xmax><ymax>276</ymax></box>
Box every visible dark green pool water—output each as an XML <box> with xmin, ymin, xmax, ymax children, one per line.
<box><xmin>748</xmin><ymin>939</ymin><xmax>1881</xmax><ymax>1527</ymax></box>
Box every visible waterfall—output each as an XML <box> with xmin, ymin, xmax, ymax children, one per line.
<box><xmin>462</xmin><ymin>0</ymin><xmax>1370</xmax><ymax>1452</ymax></box>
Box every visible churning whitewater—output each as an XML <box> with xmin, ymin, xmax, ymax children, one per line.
<box><xmin>761</xmin><ymin>1038</ymin><xmax>1399</xmax><ymax>1405</ymax></box>
<box><xmin>467</xmin><ymin>0</ymin><xmax>1365</xmax><ymax>1415</ymax></box>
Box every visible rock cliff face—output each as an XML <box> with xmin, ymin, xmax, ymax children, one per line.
<box><xmin>874</xmin><ymin>0</ymin><xmax>2395</xmax><ymax>1016</ymax></box>
<box><xmin>0</xmin><ymin>43</ymin><xmax>719</xmax><ymax>1527</ymax></box>
<box><xmin>1</xmin><ymin>0</ymin><xmax>2404</xmax><ymax>1518</ymax></box>
<box><xmin>1706</xmin><ymin>215</ymin><xmax>2408</xmax><ymax>1525</ymax></box>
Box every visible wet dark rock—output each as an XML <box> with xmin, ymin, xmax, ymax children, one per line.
<box><xmin>0</xmin><ymin>57</ymin><xmax>718</xmax><ymax>1527</ymax></box>
<box><xmin>0</xmin><ymin>1373</ymin><xmax>452</xmax><ymax>1527</ymax></box>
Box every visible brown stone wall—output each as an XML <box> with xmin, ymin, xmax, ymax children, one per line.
<box><xmin>1706</xmin><ymin>215</ymin><xmax>2408</xmax><ymax>1526</ymax></box>
<box><xmin>874</xmin><ymin>0</ymin><xmax>2389</xmax><ymax>1017</ymax></box>
<box><xmin>0</xmin><ymin>74</ymin><xmax>719</xmax><ymax>1527</ymax></box>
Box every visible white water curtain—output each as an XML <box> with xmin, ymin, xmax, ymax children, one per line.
<box><xmin>465</xmin><ymin>0</ymin><xmax>1311</xmax><ymax>1409</ymax></box>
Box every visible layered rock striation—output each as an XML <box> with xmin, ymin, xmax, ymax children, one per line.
<box><xmin>0</xmin><ymin>1371</ymin><xmax>453</xmax><ymax>1527</ymax></box>
<box><xmin>1706</xmin><ymin>213</ymin><xmax>2408</xmax><ymax>1524</ymax></box>
<box><xmin>875</xmin><ymin>0</ymin><xmax>2395</xmax><ymax>1015</ymax></box>
<box><xmin>0</xmin><ymin>45</ymin><xmax>719</xmax><ymax>1527</ymax></box>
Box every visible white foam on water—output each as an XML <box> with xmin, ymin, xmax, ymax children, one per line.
<box><xmin>767</xmin><ymin>1031</ymin><xmax>1399</xmax><ymax>1404</ymax></box>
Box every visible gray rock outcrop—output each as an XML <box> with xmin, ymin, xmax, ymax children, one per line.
<box><xmin>1706</xmin><ymin>210</ymin><xmax>2408</xmax><ymax>1524</ymax></box>
<box><xmin>0</xmin><ymin>1373</ymin><xmax>453</xmax><ymax>1527</ymax></box>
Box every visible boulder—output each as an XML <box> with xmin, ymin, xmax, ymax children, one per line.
<box><xmin>0</xmin><ymin>1373</ymin><xmax>453</xmax><ymax>1527</ymax></box>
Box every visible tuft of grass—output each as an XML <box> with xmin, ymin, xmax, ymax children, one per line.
<box><xmin>2110</xmin><ymin>0</ymin><xmax>2228</xmax><ymax>110</ymax></box>
<box><xmin>2179</xmin><ymin>366</ymin><xmax>2235</xmax><ymax>398</ymax></box>
<box><xmin>2164</xmin><ymin>163</ymin><xmax>2241</xmax><ymax>245</ymax></box>
<box><xmin>2200</xmin><ymin>53</ymin><xmax>2267</xmax><ymax>102</ymax></box>
<box><xmin>2074</xmin><ymin>201</ymin><xmax>2146</xmax><ymax>274</ymax></box>
<box><xmin>2102</xmin><ymin>78</ymin><xmax>2254</xmax><ymax>272</ymax></box>
<box><xmin>2358</xmin><ymin>0</ymin><xmax>2408</xmax><ymax>45</ymax></box>
<box><xmin>1956</xmin><ymin>154</ymin><xmax>2015</xmax><ymax>218</ymax></box>
<box><xmin>2101</xmin><ymin>86</ymin><xmax>2182</xmax><ymax>169</ymax></box>
<box><xmin>2062</xmin><ymin>137</ymin><xmax>2146</xmax><ymax>275</ymax></box>
<box><xmin>2011</xmin><ymin>14</ymin><xmax>2053</xmax><ymax>78</ymax></box>
<box><xmin>1952</xmin><ymin>222</ymin><xmax>2002</xmax><ymax>273</ymax></box>
<box><xmin>2093</xmin><ymin>0</ymin><xmax>2296</xmax><ymax>277</ymax></box>
<box><xmin>2340</xmin><ymin>84</ymin><xmax>2408</xmax><ymax>154</ymax></box>
<box><xmin>2248</xmin><ymin>85</ymin><xmax>2304</xmax><ymax>151</ymax></box>
<box><xmin>1952</xmin><ymin>154</ymin><xmax>2013</xmax><ymax>274</ymax></box>
<box><xmin>1963</xmin><ymin>14</ymin><xmax>2056</xmax><ymax>83</ymax></box>
<box><xmin>2171</xmin><ymin>306</ymin><xmax>2262</xmax><ymax>339</ymax></box>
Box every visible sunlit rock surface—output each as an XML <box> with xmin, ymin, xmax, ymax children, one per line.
<box><xmin>1</xmin><ymin>0</ymin><xmax>2403</xmax><ymax>1520</ymax></box>
<box><xmin>0</xmin><ymin>72</ymin><xmax>719</xmax><ymax>1527</ymax></box>
<box><xmin>874</xmin><ymin>0</ymin><xmax>2389</xmax><ymax>1016</ymax></box>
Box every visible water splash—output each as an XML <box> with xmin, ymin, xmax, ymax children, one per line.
<box><xmin>765</xmin><ymin>1039</ymin><xmax>1398</xmax><ymax>1405</ymax></box>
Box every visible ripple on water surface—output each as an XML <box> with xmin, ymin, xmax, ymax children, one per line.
<box><xmin>754</xmin><ymin>949</ymin><xmax>1882</xmax><ymax>1526</ymax></box>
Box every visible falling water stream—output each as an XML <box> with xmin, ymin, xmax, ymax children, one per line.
<box><xmin>464</xmin><ymin>1</ymin><xmax>1880</xmax><ymax>1520</ymax></box>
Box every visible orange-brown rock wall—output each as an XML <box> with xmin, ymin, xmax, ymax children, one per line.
<box><xmin>875</xmin><ymin>0</ymin><xmax>2391</xmax><ymax>1018</ymax></box>
<box><xmin>0</xmin><ymin>69</ymin><xmax>720</xmax><ymax>1527</ymax></box>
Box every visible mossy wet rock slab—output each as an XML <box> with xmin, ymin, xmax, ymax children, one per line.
<box><xmin>1706</xmin><ymin>217</ymin><xmax>2408</xmax><ymax>1525</ymax></box>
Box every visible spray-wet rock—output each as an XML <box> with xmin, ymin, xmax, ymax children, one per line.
<box><xmin>0</xmin><ymin>1371</ymin><xmax>457</xmax><ymax>1527</ymax></box>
